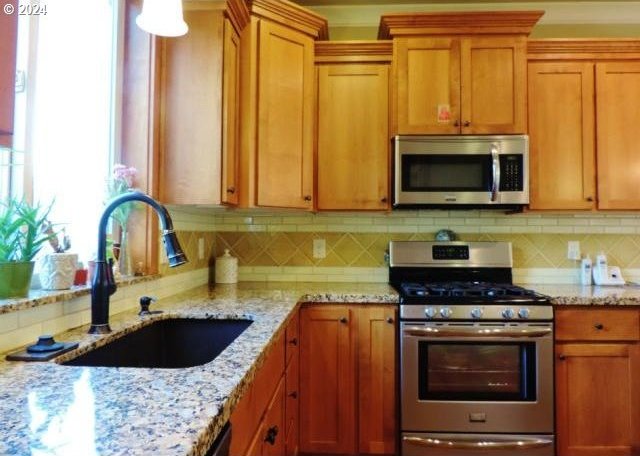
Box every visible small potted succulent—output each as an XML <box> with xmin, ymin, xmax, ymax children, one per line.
<box><xmin>0</xmin><ymin>199</ymin><xmax>55</xmax><ymax>299</ymax></box>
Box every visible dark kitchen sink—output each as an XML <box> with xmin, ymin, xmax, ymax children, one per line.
<box><xmin>62</xmin><ymin>318</ymin><xmax>252</xmax><ymax>368</ymax></box>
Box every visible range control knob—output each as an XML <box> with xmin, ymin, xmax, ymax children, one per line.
<box><xmin>502</xmin><ymin>308</ymin><xmax>516</xmax><ymax>320</ymax></box>
<box><xmin>424</xmin><ymin>307</ymin><xmax>437</xmax><ymax>319</ymax></box>
<box><xmin>518</xmin><ymin>308</ymin><xmax>531</xmax><ymax>319</ymax></box>
<box><xmin>470</xmin><ymin>308</ymin><xmax>483</xmax><ymax>319</ymax></box>
<box><xmin>440</xmin><ymin>307</ymin><xmax>453</xmax><ymax>318</ymax></box>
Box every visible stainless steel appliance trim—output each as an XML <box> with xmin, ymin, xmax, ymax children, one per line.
<box><xmin>389</xmin><ymin>241</ymin><xmax>513</xmax><ymax>268</ymax></box>
<box><xmin>403</xmin><ymin>325</ymin><xmax>552</xmax><ymax>339</ymax></box>
<box><xmin>403</xmin><ymin>435</ymin><xmax>554</xmax><ymax>450</ymax></box>
<box><xmin>393</xmin><ymin>135</ymin><xmax>529</xmax><ymax>206</ymax></box>
<box><xmin>490</xmin><ymin>143</ymin><xmax>500</xmax><ymax>202</ymax></box>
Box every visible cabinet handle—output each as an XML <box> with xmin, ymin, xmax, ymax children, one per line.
<box><xmin>264</xmin><ymin>426</ymin><xmax>279</xmax><ymax>445</ymax></box>
<box><xmin>289</xmin><ymin>337</ymin><xmax>298</xmax><ymax>346</ymax></box>
<box><xmin>594</xmin><ymin>323</ymin><xmax>604</xmax><ymax>330</ymax></box>
<box><xmin>558</xmin><ymin>354</ymin><xmax>566</xmax><ymax>361</ymax></box>
<box><xmin>586</xmin><ymin>196</ymin><xmax>594</xmax><ymax>202</ymax></box>
<box><xmin>288</xmin><ymin>391</ymin><xmax>298</xmax><ymax>399</ymax></box>
<box><xmin>226</xmin><ymin>187</ymin><xmax>235</xmax><ymax>194</ymax></box>
<box><xmin>339</xmin><ymin>317</ymin><xmax>348</xmax><ymax>324</ymax></box>
<box><xmin>303</xmin><ymin>195</ymin><xmax>312</xmax><ymax>202</ymax></box>
<box><xmin>381</xmin><ymin>196</ymin><xmax>388</xmax><ymax>203</ymax></box>
<box><xmin>454</xmin><ymin>120</ymin><xmax>460</xmax><ymax>127</ymax></box>
<box><xmin>463</xmin><ymin>120</ymin><xmax>471</xmax><ymax>127</ymax></box>
<box><xmin>386</xmin><ymin>317</ymin><xmax>394</xmax><ymax>324</ymax></box>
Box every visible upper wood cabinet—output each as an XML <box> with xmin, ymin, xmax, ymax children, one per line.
<box><xmin>239</xmin><ymin>0</ymin><xmax>327</xmax><ymax>209</ymax></box>
<box><xmin>555</xmin><ymin>308</ymin><xmax>640</xmax><ymax>456</ymax></box>
<box><xmin>159</xmin><ymin>0</ymin><xmax>249</xmax><ymax>205</ymax></box>
<box><xmin>0</xmin><ymin>0</ymin><xmax>18</xmax><ymax>147</ymax></box>
<box><xmin>527</xmin><ymin>41</ymin><xmax>640</xmax><ymax>210</ymax></box>
<box><xmin>528</xmin><ymin>62</ymin><xmax>596</xmax><ymax>210</ymax></box>
<box><xmin>380</xmin><ymin>11</ymin><xmax>542</xmax><ymax>135</ymax></box>
<box><xmin>315</xmin><ymin>42</ymin><xmax>392</xmax><ymax>211</ymax></box>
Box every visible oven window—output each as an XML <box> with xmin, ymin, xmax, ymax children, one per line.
<box><xmin>401</xmin><ymin>155</ymin><xmax>492</xmax><ymax>192</ymax></box>
<box><xmin>418</xmin><ymin>342</ymin><xmax>537</xmax><ymax>401</ymax></box>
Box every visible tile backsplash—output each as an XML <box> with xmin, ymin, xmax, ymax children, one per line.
<box><xmin>202</xmin><ymin>209</ymin><xmax>640</xmax><ymax>283</ymax></box>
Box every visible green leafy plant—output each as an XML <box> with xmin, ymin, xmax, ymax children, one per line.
<box><xmin>0</xmin><ymin>199</ymin><xmax>56</xmax><ymax>262</ymax></box>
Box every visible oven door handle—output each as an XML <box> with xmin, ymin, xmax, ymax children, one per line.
<box><xmin>403</xmin><ymin>326</ymin><xmax>552</xmax><ymax>338</ymax></box>
<box><xmin>403</xmin><ymin>435</ymin><xmax>554</xmax><ymax>450</ymax></box>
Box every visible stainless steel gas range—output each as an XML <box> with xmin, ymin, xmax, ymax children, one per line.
<box><xmin>390</xmin><ymin>241</ymin><xmax>555</xmax><ymax>456</ymax></box>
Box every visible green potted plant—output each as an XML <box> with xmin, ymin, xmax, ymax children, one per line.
<box><xmin>0</xmin><ymin>199</ymin><xmax>55</xmax><ymax>299</ymax></box>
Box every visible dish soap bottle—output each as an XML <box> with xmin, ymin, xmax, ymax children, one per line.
<box><xmin>580</xmin><ymin>255</ymin><xmax>592</xmax><ymax>285</ymax></box>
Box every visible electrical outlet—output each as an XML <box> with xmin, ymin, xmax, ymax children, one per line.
<box><xmin>567</xmin><ymin>241</ymin><xmax>581</xmax><ymax>260</ymax></box>
<box><xmin>313</xmin><ymin>239</ymin><xmax>326</xmax><ymax>259</ymax></box>
<box><xmin>198</xmin><ymin>238</ymin><xmax>205</xmax><ymax>260</ymax></box>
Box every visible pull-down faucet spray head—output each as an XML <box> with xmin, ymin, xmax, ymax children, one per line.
<box><xmin>89</xmin><ymin>191</ymin><xmax>188</xmax><ymax>334</ymax></box>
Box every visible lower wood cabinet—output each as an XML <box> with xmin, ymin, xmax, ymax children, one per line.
<box><xmin>555</xmin><ymin>308</ymin><xmax>640</xmax><ymax>456</ymax></box>
<box><xmin>299</xmin><ymin>304</ymin><xmax>397</xmax><ymax>455</ymax></box>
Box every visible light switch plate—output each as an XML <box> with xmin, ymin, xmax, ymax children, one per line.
<box><xmin>313</xmin><ymin>239</ymin><xmax>326</xmax><ymax>259</ymax></box>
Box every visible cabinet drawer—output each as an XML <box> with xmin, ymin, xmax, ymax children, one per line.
<box><xmin>556</xmin><ymin>309</ymin><xmax>640</xmax><ymax>341</ymax></box>
<box><xmin>285</xmin><ymin>311</ymin><xmax>299</xmax><ymax>366</ymax></box>
<box><xmin>253</xmin><ymin>331</ymin><xmax>285</xmax><ymax>419</ymax></box>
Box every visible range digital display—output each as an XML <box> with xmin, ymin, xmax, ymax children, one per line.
<box><xmin>432</xmin><ymin>245</ymin><xmax>470</xmax><ymax>260</ymax></box>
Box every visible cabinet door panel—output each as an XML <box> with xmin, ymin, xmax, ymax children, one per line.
<box><xmin>317</xmin><ymin>64</ymin><xmax>390</xmax><ymax>210</ymax></box>
<box><xmin>358</xmin><ymin>306</ymin><xmax>397</xmax><ymax>455</ymax></box>
<box><xmin>257</xmin><ymin>21</ymin><xmax>314</xmax><ymax>209</ymax></box>
<box><xmin>461</xmin><ymin>37</ymin><xmax>526</xmax><ymax>134</ymax></box>
<box><xmin>300</xmin><ymin>306</ymin><xmax>356</xmax><ymax>454</ymax></box>
<box><xmin>556</xmin><ymin>343</ymin><xmax>640</xmax><ymax>456</ymax></box>
<box><xmin>221</xmin><ymin>19</ymin><xmax>240</xmax><ymax>205</ymax></box>
<box><xmin>528</xmin><ymin>62</ymin><xmax>596</xmax><ymax>210</ymax></box>
<box><xmin>596</xmin><ymin>62</ymin><xmax>640</xmax><ymax>209</ymax></box>
<box><xmin>0</xmin><ymin>0</ymin><xmax>17</xmax><ymax>144</ymax></box>
<box><xmin>262</xmin><ymin>376</ymin><xmax>286</xmax><ymax>456</ymax></box>
<box><xmin>395</xmin><ymin>37</ymin><xmax>460</xmax><ymax>134</ymax></box>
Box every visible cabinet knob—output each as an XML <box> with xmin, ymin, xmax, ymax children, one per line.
<box><xmin>264</xmin><ymin>426</ymin><xmax>279</xmax><ymax>445</ymax></box>
<box><xmin>463</xmin><ymin>120</ymin><xmax>471</xmax><ymax>127</ymax></box>
<box><xmin>454</xmin><ymin>120</ymin><xmax>460</xmax><ymax>127</ymax></box>
<box><xmin>558</xmin><ymin>354</ymin><xmax>566</xmax><ymax>361</ymax></box>
<box><xmin>303</xmin><ymin>195</ymin><xmax>312</xmax><ymax>202</ymax></box>
<box><xmin>381</xmin><ymin>196</ymin><xmax>388</xmax><ymax>203</ymax></box>
<box><xmin>594</xmin><ymin>323</ymin><xmax>604</xmax><ymax>330</ymax></box>
<box><xmin>226</xmin><ymin>187</ymin><xmax>236</xmax><ymax>194</ymax></box>
<box><xmin>586</xmin><ymin>196</ymin><xmax>594</xmax><ymax>202</ymax></box>
<box><xmin>339</xmin><ymin>317</ymin><xmax>348</xmax><ymax>324</ymax></box>
<box><xmin>289</xmin><ymin>337</ymin><xmax>298</xmax><ymax>346</ymax></box>
<box><xmin>386</xmin><ymin>317</ymin><xmax>394</xmax><ymax>324</ymax></box>
<box><xmin>288</xmin><ymin>391</ymin><xmax>298</xmax><ymax>399</ymax></box>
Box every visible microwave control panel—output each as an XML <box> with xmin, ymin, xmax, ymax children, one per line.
<box><xmin>499</xmin><ymin>155</ymin><xmax>524</xmax><ymax>192</ymax></box>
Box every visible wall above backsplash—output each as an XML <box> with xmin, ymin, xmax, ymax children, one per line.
<box><xmin>194</xmin><ymin>209</ymin><xmax>640</xmax><ymax>284</ymax></box>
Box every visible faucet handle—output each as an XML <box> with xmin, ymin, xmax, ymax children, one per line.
<box><xmin>139</xmin><ymin>296</ymin><xmax>159</xmax><ymax>316</ymax></box>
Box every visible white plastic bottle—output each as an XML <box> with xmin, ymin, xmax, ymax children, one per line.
<box><xmin>580</xmin><ymin>255</ymin><xmax>592</xmax><ymax>286</ymax></box>
<box><xmin>595</xmin><ymin>252</ymin><xmax>608</xmax><ymax>276</ymax></box>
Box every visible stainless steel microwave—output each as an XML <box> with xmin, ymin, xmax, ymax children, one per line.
<box><xmin>393</xmin><ymin>135</ymin><xmax>529</xmax><ymax>208</ymax></box>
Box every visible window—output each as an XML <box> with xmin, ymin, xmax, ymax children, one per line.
<box><xmin>5</xmin><ymin>0</ymin><xmax>121</xmax><ymax>264</ymax></box>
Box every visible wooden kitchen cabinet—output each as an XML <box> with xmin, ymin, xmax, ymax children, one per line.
<box><xmin>555</xmin><ymin>308</ymin><xmax>640</xmax><ymax>456</ymax></box>
<box><xmin>0</xmin><ymin>0</ymin><xmax>18</xmax><ymax>147</ymax></box>
<box><xmin>527</xmin><ymin>41</ymin><xmax>640</xmax><ymax>211</ymax></box>
<box><xmin>239</xmin><ymin>0</ymin><xmax>327</xmax><ymax>209</ymax></box>
<box><xmin>159</xmin><ymin>0</ymin><xmax>248</xmax><ymax>205</ymax></box>
<box><xmin>381</xmin><ymin>11</ymin><xmax>541</xmax><ymax>135</ymax></box>
<box><xmin>315</xmin><ymin>42</ymin><xmax>392</xmax><ymax>211</ymax></box>
<box><xmin>299</xmin><ymin>304</ymin><xmax>397</xmax><ymax>455</ymax></box>
<box><xmin>527</xmin><ymin>62</ymin><xmax>596</xmax><ymax>210</ymax></box>
<box><xmin>230</xmin><ymin>311</ymin><xmax>299</xmax><ymax>456</ymax></box>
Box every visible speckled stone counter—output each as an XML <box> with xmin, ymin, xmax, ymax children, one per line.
<box><xmin>0</xmin><ymin>282</ymin><xmax>398</xmax><ymax>456</ymax></box>
<box><xmin>525</xmin><ymin>284</ymin><xmax>640</xmax><ymax>306</ymax></box>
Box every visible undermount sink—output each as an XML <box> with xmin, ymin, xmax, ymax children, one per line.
<box><xmin>62</xmin><ymin>318</ymin><xmax>252</xmax><ymax>369</ymax></box>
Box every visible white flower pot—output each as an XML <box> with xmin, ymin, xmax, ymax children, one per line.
<box><xmin>39</xmin><ymin>253</ymin><xmax>78</xmax><ymax>290</ymax></box>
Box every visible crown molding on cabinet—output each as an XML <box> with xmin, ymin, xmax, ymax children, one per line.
<box><xmin>184</xmin><ymin>0</ymin><xmax>250</xmax><ymax>32</ymax></box>
<box><xmin>378</xmin><ymin>10</ymin><xmax>544</xmax><ymax>38</ymax></box>
<box><xmin>528</xmin><ymin>38</ymin><xmax>640</xmax><ymax>60</ymax></box>
<box><xmin>315</xmin><ymin>40</ymin><xmax>393</xmax><ymax>63</ymax></box>
<box><xmin>248</xmin><ymin>0</ymin><xmax>329</xmax><ymax>39</ymax></box>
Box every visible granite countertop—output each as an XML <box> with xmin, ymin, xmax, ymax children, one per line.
<box><xmin>0</xmin><ymin>282</ymin><xmax>398</xmax><ymax>456</ymax></box>
<box><xmin>527</xmin><ymin>284</ymin><xmax>640</xmax><ymax>306</ymax></box>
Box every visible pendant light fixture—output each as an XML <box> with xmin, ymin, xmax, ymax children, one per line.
<box><xmin>136</xmin><ymin>0</ymin><xmax>188</xmax><ymax>37</ymax></box>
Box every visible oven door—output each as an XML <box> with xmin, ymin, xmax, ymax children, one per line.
<box><xmin>402</xmin><ymin>432</ymin><xmax>555</xmax><ymax>456</ymax></box>
<box><xmin>401</xmin><ymin>321</ymin><xmax>554</xmax><ymax>434</ymax></box>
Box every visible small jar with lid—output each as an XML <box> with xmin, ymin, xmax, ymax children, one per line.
<box><xmin>215</xmin><ymin>249</ymin><xmax>238</xmax><ymax>284</ymax></box>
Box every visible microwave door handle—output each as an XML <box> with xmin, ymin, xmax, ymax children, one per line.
<box><xmin>491</xmin><ymin>144</ymin><xmax>500</xmax><ymax>202</ymax></box>
<box><xmin>403</xmin><ymin>436</ymin><xmax>554</xmax><ymax>450</ymax></box>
